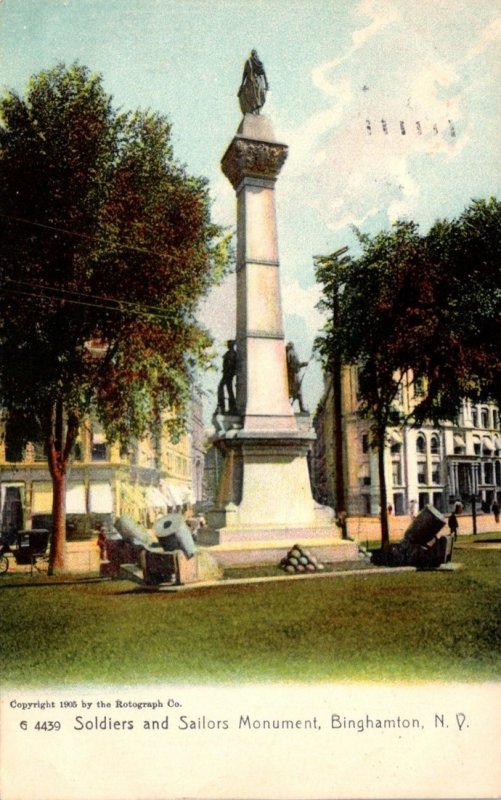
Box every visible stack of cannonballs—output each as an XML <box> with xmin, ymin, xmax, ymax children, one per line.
<box><xmin>279</xmin><ymin>544</ymin><xmax>325</xmax><ymax>574</ymax></box>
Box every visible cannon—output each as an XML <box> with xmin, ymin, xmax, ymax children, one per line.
<box><xmin>373</xmin><ymin>505</ymin><xmax>453</xmax><ymax>568</ymax></box>
<box><xmin>154</xmin><ymin>513</ymin><xmax>196</xmax><ymax>559</ymax></box>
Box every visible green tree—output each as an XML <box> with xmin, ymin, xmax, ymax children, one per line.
<box><xmin>315</xmin><ymin>199</ymin><xmax>501</xmax><ymax>548</ymax></box>
<box><xmin>413</xmin><ymin>197</ymin><xmax>501</xmax><ymax>423</ymax></box>
<box><xmin>315</xmin><ymin>222</ymin><xmax>426</xmax><ymax>548</ymax></box>
<box><xmin>0</xmin><ymin>64</ymin><xmax>230</xmax><ymax>573</ymax></box>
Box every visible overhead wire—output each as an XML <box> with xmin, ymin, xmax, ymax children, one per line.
<box><xmin>3</xmin><ymin>278</ymin><xmax>177</xmax><ymax>319</ymax></box>
<box><xmin>0</xmin><ymin>286</ymin><xmax>176</xmax><ymax>322</ymax></box>
<box><xmin>0</xmin><ymin>210</ymin><xmax>166</xmax><ymax>258</ymax></box>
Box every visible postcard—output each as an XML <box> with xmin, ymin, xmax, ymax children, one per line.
<box><xmin>0</xmin><ymin>1</ymin><xmax>500</xmax><ymax>799</ymax></box>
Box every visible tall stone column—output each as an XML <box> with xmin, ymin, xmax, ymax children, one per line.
<box><xmin>202</xmin><ymin>112</ymin><xmax>355</xmax><ymax>556</ymax></box>
<box><xmin>221</xmin><ymin>114</ymin><xmax>295</xmax><ymax>433</ymax></box>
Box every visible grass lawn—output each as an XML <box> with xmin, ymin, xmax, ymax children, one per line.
<box><xmin>1</xmin><ymin>536</ymin><xmax>499</xmax><ymax>687</ymax></box>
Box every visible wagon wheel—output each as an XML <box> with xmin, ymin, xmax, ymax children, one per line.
<box><xmin>0</xmin><ymin>554</ymin><xmax>9</xmax><ymax>575</ymax></box>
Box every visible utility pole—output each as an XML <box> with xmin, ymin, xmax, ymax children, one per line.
<box><xmin>314</xmin><ymin>247</ymin><xmax>350</xmax><ymax>533</ymax></box>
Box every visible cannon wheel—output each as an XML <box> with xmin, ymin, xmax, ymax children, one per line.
<box><xmin>0</xmin><ymin>554</ymin><xmax>9</xmax><ymax>574</ymax></box>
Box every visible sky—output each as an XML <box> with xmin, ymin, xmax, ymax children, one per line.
<box><xmin>1</xmin><ymin>0</ymin><xmax>500</xmax><ymax>420</ymax></box>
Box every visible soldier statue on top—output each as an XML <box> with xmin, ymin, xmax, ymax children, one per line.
<box><xmin>238</xmin><ymin>49</ymin><xmax>269</xmax><ymax>115</ymax></box>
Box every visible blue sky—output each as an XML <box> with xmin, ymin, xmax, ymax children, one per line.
<box><xmin>1</xmin><ymin>0</ymin><xmax>500</xmax><ymax>416</ymax></box>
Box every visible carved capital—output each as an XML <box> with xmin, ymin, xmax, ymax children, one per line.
<box><xmin>221</xmin><ymin>137</ymin><xmax>288</xmax><ymax>189</ymax></box>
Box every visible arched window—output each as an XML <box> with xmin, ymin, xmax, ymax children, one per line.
<box><xmin>430</xmin><ymin>434</ymin><xmax>440</xmax><ymax>454</ymax></box>
<box><xmin>416</xmin><ymin>434</ymin><xmax>426</xmax><ymax>454</ymax></box>
<box><xmin>481</xmin><ymin>407</ymin><xmax>489</xmax><ymax>429</ymax></box>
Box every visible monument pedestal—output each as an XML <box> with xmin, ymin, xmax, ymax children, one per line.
<box><xmin>205</xmin><ymin>113</ymin><xmax>358</xmax><ymax>566</ymax></box>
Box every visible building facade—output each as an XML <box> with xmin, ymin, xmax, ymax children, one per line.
<box><xmin>0</xmin><ymin>395</ymin><xmax>205</xmax><ymax>537</ymax></box>
<box><xmin>312</xmin><ymin>368</ymin><xmax>501</xmax><ymax>516</ymax></box>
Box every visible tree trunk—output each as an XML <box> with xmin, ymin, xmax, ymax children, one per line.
<box><xmin>49</xmin><ymin>467</ymin><xmax>66</xmax><ymax>574</ymax></box>
<box><xmin>46</xmin><ymin>399</ymin><xmax>79</xmax><ymax>575</ymax></box>
<box><xmin>377</xmin><ymin>431</ymin><xmax>390</xmax><ymax>550</ymax></box>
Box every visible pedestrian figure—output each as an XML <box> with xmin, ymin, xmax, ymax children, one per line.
<box><xmin>97</xmin><ymin>526</ymin><xmax>108</xmax><ymax>560</ymax></box>
<box><xmin>492</xmin><ymin>500</ymin><xmax>500</xmax><ymax>524</ymax></box>
<box><xmin>217</xmin><ymin>340</ymin><xmax>238</xmax><ymax>415</ymax></box>
<box><xmin>448</xmin><ymin>512</ymin><xmax>459</xmax><ymax>541</ymax></box>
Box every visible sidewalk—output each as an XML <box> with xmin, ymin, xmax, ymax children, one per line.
<box><xmin>3</xmin><ymin>515</ymin><xmax>498</xmax><ymax>575</ymax></box>
<box><xmin>347</xmin><ymin>513</ymin><xmax>499</xmax><ymax>543</ymax></box>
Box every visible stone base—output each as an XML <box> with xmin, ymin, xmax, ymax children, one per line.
<box><xmin>199</xmin><ymin>537</ymin><xmax>359</xmax><ymax>568</ymax></box>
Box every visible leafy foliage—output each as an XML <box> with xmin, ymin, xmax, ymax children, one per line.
<box><xmin>315</xmin><ymin>199</ymin><xmax>501</xmax><ymax>545</ymax></box>
<box><xmin>0</xmin><ymin>63</ymin><xmax>230</xmax><ymax>444</ymax></box>
<box><xmin>0</xmin><ymin>63</ymin><xmax>231</xmax><ymax>570</ymax></box>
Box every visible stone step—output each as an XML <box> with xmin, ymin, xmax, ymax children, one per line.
<box><xmin>201</xmin><ymin>537</ymin><xmax>359</xmax><ymax>568</ymax></box>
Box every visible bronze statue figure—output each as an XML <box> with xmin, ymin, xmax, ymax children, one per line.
<box><xmin>238</xmin><ymin>49</ymin><xmax>269</xmax><ymax>115</ymax></box>
<box><xmin>217</xmin><ymin>340</ymin><xmax>238</xmax><ymax>415</ymax></box>
<box><xmin>286</xmin><ymin>342</ymin><xmax>308</xmax><ymax>413</ymax></box>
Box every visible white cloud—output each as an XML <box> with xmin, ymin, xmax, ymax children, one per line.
<box><xmin>465</xmin><ymin>16</ymin><xmax>501</xmax><ymax>62</ymax></box>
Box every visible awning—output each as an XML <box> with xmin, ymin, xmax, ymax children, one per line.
<box><xmin>483</xmin><ymin>436</ymin><xmax>493</xmax><ymax>452</ymax></box>
<box><xmin>146</xmin><ymin>486</ymin><xmax>170</xmax><ymax>511</ymax></box>
<box><xmin>92</xmin><ymin>432</ymin><xmax>106</xmax><ymax>445</ymax></box>
<box><xmin>89</xmin><ymin>482</ymin><xmax>113</xmax><ymax>514</ymax></box>
<box><xmin>66</xmin><ymin>483</ymin><xmax>86</xmax><ymax>514</ymax></box>
<box><xmin>453</xmin><ymin>435</ymin><xmax>466</xmax><ymax>448</ymax></box>
<box><xmin>160</xmin><ymin>481</ymin><xmax>184</xmax><ymax>507</ymax></box>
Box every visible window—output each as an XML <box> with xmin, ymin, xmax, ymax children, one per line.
<box><xmin>481</xmin><ymin>408</ymin><xmax>489</xmax><ymax>429</ymax></box>
<box><xmin>390</xmin><ymin>442</ymin><xmax>401</xmax><ymax>455</ymax></box>
<box><xmin>91</xmin><ymin>432</ymin><xmax>108</xmax><ymax>461</ymax></box>
<box><xmin>416</xmin><ymin>434</ymin><xmax>426</xmax><ymax>454</ymax></box>
<box><xmin>431</xmin><ymin>465</ymin><xmax>440</xmax><ymax>484</ymax></box>
<box><xmin>362</xmin><ymin>434</ymin><xmax>369</xmax><ymax>454</ymax></box>
<box><xmin>473</xmin><ymin>438</ymin><xmax>481</xmax><ymax>456</ymax></box>
<box><xmin>430</xmin><ymin>435</ymin><xmax>440</xmax><ymax>454</ymax></box>
<box><xmin>483</xmin><ymin>463</ymin><xmax>493</xmax><ymax>484</ymax></box>
<box><xmin>471</xmin><ymin>408</ymin><xmax>478</xmax><ymax>428</ymax></box>
<box><xmin>417</xmin><ymin>462</ymin><xmax>427</xmax><ymax>484</ymax></box>
<box><xmin>414</xmin><ymin>377</ymin><xmax>425</xmax><ymax>397</ymax></box>
<box><xmin>392</xmin><ymin>461</ymin><xmax>402</xmax><ymax>485</ymax></box>
<box><xmin>91</xmin><ymin>442</ymin><xmax>107</xmax><ymax>461</ymax></box>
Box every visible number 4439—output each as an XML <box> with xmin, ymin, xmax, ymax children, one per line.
<box><xmin>35</xmin><ymin>721</ymin><xmax>61</xmax><ymax>731</ymax></box>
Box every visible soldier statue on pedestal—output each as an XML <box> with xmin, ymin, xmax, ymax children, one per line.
<box><xmin>216</xmin><ymin>340</ymin><xmax>238</xmax><ymax>415</ymax></box>
<box><xmin>286</xmin><ymin>342</ymin><xmax>308</xmax><ymax>413</ymax></box>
